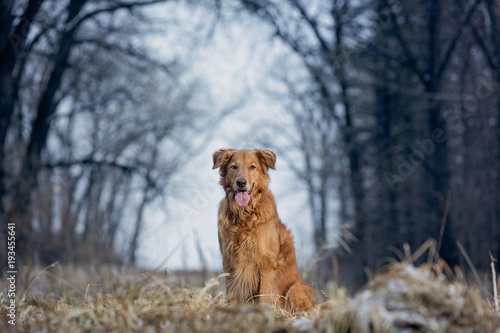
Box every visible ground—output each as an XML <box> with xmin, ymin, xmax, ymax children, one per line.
<box><xmin>1</xmin><ymin>262</ymin><xmax>499</xmax><ymax>332</ymax></box>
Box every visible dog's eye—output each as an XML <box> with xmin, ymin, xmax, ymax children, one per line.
<box><xmin>231</xmin><ymin>165</ymin><xmax>238</xmax><ymax>170</ymax></box>
<box><xmin>250</xmin><ymin>165</ymin><xmax>256</xmax><ymax>170</ymax></box>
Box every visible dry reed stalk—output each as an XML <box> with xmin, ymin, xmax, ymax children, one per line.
<box><xmin>84</xmin><ymin>284</ymin><xmax>102</xmax><ymax>308</ymax></box>
<box><xmin>491</xmin><ymin>252</ymin><xmax>499</xmax><ymax>313</ymax></box>
<box><xmin>457</xmin><ymin>240</ymin><xmax>483</xmax><ymax>288</ymax></box>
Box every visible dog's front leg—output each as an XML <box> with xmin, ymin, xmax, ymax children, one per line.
<box><xmin>258</xmin><ymin>269</ymin><xmax>281</xmax><ymax>306</ymax></box>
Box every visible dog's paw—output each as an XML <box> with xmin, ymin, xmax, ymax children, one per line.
<box><xmin>286</xmin><ymin>281</ymin><xmax>316</xmax><ymax>312</ymax></box>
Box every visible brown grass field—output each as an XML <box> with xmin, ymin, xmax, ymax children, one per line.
<box><xmin>1</xmin><ymin>259</ymin><xmax>499</xmax><ymax>332</ymax></box>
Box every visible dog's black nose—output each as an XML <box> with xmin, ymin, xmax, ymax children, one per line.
<box><xmin>236</xmin><ymin>178</ymin><xmax>247</xmax><ymax>188</ymax></box>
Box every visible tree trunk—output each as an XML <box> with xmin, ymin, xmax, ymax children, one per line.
<box><xmin>424</xmin><ymin>0</ymin><xmax>457</xmax><ymax>265</ymax></box>
<box><xmin>11</xmin><ymin>0</ymin><xmax>87</xmax><ymax>264</ymax></box>
<box><xmin>491</xmin><ymin>0</ymin><xmax>500</xmax><ymax>267</ymax></box>
<box><xmin>0</xmin><ymin>0</ymin><xmax>43</xmax><ymax>265</ymax></box>
<box><xmin>128</xmin><ymin>146</ymin><xmax>158</xmax><ymax>264</ymax></box>
<box><xmin>128</xmin><ymin>194</ymin><xmax>148</xmax><ymax>265</ymax></box>
<box><xmin>495</xmin><ymin>70</ymin><xmax>500</xmax><ymax>262</ymax></box>
<box><xmin>0</xmin><ymin>0</ymin><xmax>43</xmax><ymax>182</ymax></box>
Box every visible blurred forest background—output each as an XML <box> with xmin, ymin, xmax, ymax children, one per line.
<box><xmin>1</xmin><ymin>0</ymin><xmax>499</xmax><ymax>292</ymax></box>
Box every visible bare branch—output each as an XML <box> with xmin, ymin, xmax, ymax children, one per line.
<box><xmin>44</xmin><ymin>158</ymin><xmax>141</xmax><ymax>174</ymax></box>
<box><xmin>67</xmin><ymin>0</ymin><xmax>174</xmax><ymax>32</ymax></box>
<box><xmin>290</xmin><ymin>0</ymin><xmax>331</xmax><ymax>54</ymax></box>
<box><xmin>74</xmin><ymin>37</ymin><xmax>177</xmax><ymax>73</ymax></box>
<box><xmin>437</xmin><ymin>0</ymin><xmax>481</xmax><ymax>78</ymax></box>
<box><xmin>380</xmin><ymin>0</ymin><xmax>425</xmax><ymax>83</ymax></box>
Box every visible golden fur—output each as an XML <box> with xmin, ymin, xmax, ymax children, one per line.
<box><xmin>213</xmin><ymin>148</ymin><xmax>315</xmax><ymax>312</ymax></box>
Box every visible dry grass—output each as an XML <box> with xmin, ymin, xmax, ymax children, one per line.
<box><xmin>1</xmin><ymin>261</ymin><xmax>499</xmax><ymax>332</ymax></box>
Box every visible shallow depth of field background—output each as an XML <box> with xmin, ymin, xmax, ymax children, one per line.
<box><xmin>1</xmin><ymin>0</ymin><xmax>500</xmax><ymax>298</ymax></box>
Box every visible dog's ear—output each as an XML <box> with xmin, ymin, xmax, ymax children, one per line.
<box><xmin>255</xmin><ymin>149</ymin><xmax>276</xmax><ymax>170</ymax></box>
<box><xmin>212</xmin><ymin>148</ymin><xmax>236</xmax><ymax>170</ymax></box>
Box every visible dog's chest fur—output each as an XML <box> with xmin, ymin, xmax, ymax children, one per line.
<box><xmin>218</xmin><ymin>199</ymin><xmax>280</xmax><ymax>302</ymax></box>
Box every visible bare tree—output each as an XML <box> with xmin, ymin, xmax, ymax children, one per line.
<box><xmin>235</xmin><ymin>0</ymin><xmax>373</xmax><ymax>289</ymax></box>
<box><xmin>0</xmin><ymin>0</ymin><xmax>221</xmax><ymax>266</ymax></box>
<box><xmin>236</xmin><ymin>0</ymin><xmax>500</xmax><ymax>291</ymax></box>
<box><xmin>466</xmin><ymin>0</ymin><xmax>500</xmax><ymax>263</ymax></box>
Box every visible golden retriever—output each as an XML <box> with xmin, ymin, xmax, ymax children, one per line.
<box><xmin>212</xmin><ymin>148</ymin><xmax>315</xmax><ymax>312</ymax></box>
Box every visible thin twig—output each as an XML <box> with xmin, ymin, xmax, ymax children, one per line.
<box><xmin>457</xmin><ymin>241</ymin><xmax>483</xmax><ymax>289</ymax></box>
<box><xmin>437</xmin><ymin>190</ymin><xmax>451</xmax><ymax>256</ymax></box>
<box><xmin>84</xmin><ymin>284</ymin><xmax>102</xmax><ymax>308</ymax></box>
<box><xmin>20</xmin><ymin>262</ymin><xmax>64</xmax><ymax>306</ymax></box>
<box><xmin>490</xmin><ymin>252</ymin><xmax>499</xmax><ymax>312</ymax></box>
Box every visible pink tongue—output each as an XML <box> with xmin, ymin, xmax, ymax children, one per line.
<box><xmin>235</xmin><ymin>191</ymin><xmax>250</xmax><ymax>207</ymax></box>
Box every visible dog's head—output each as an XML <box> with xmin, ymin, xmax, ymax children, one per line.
<box><xmin>212</xmin><ymin>148</ymin><xmax>276</xmax><ymax>208</ymax></box>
